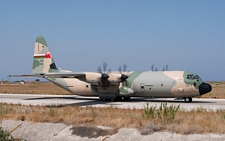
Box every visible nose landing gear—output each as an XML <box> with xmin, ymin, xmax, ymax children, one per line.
<box><xmin>184</xmin><ymin>97</ymin><xmax>192</xmax><ymax>103</ymax></box>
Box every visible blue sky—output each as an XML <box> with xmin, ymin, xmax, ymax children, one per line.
<box><xmin>0</xmin><ymin>1</ymin><xmax>225</xmax><ymax>81</ymax></box>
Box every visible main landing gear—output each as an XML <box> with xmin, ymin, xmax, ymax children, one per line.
<box><xmin>100</xmin><ymin>96</ymin><xmax>131</xmax><ymax>101</ymax></box>
<box><xmin>184</xmin><ymin>97</ymin><xmax>192</xmax><ymax>103</ymax></box>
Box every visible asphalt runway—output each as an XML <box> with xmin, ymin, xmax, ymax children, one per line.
<box><xmin>0</xmin><ymin>94</ymin><xmax>225</xmax><ymax>110</ymax></box>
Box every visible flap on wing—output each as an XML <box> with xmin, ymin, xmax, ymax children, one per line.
<box><xmin>44</xmin><ymin>72</ymin><xmax>86</xmax><ymax>78</ymax></box>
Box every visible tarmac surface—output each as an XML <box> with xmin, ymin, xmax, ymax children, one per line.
<box><xmin>0</xmin><ymin>94</ymin><xmax>225</xmax><ymax>110</ymax></box>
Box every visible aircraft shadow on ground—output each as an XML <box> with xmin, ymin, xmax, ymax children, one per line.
<box><xmin>24</xmin><ymin>96</ymin><xmax>122</xmax><ymax>107</ymax></box>
<box><xmin>25</xmin><ymin>96</ymin><xmax>97</xmax><ymax>101</ymax></box>
<box><xmin>24</xmin><ymin>96</ymin><xmax>215</xmax><ymax>107</ymax></box>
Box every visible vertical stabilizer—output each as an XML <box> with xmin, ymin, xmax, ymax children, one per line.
<box><xmin>32</xmin><ymin>36</ymin><xmax>58</xmax><ymax>74</ymax></box>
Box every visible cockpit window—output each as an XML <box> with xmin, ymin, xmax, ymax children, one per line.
<box><xmin>187</xmin><ymin>74</ymin><xmax>200</xmax><ymax>80</ymax></box>
<box><xmin>187</xmin><ymin>74</ymin><xmax>193</xmax><ymax>80</ymax></box>
<box><xmin>194</xmin><ymin>75</ymin><xmax>200</xmax><ymax>79</ymax></box>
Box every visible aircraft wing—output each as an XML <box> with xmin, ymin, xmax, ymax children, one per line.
<box><xmin>43</xmin><ymin>72</ymin><xmax>86</xmax><ymax>78</ymax></box>
<box><xmin>8</xmin><ymin>72</ymin><xmax>86</xmax><ymax>79</ymax></box>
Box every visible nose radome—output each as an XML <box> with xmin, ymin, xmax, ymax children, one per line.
<box><xmin>199</xmin><ymin>82</ymin><xmax>212</xmax><ymax>95</ymax></box>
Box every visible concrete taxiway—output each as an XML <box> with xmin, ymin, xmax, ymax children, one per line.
<box><xmin>0</xmin><ymin>94</ymin><xmax>225</xmax><ymax>110</ymax></box>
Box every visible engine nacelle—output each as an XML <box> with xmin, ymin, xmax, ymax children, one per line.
<box><xmin>117</xmin><ymin>86</ymin><xmax>134</xmax><ymax>96</ymax></box>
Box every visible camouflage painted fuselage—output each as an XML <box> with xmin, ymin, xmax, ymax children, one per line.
<box><xmin>46</xmin><ymin>70</ymin><xmax>203</xmax><ymax>99</ymax></box>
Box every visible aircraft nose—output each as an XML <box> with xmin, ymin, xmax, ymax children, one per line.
<box><xmin>199</xmin><ymin>82</ymin><xmax>212</xmax><ymax>95</ymax></box>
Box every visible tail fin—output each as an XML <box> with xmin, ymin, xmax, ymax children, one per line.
<box><xmin>32</xmin><ymin>36</ymin><xmax>58</xmax><ymax>74</ymax></box>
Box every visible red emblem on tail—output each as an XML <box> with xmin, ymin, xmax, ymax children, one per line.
<box><xmin>45</xmin><ymin>54</ymin><xmax>51</xmax><ymax>58</ymax></box>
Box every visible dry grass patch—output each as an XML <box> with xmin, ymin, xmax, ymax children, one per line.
<box><xmin>140</xmin><ymin>122</ymin><xmax>164</xmax><ymax>135</ymax></box>
<box><xmin>0</xmin><ymin>104</ymin><xmax>145</xmax><ymax>129</ymax></box>
<box><xmin>0</xmin><ymin>103</ymin><xmax>225</xmax><ymax>135</ymax></box>
<box><xmin>0</xmin><ymin>82</ymin><xmax>70</xmax><ymax>95</ymax></box>
<box><xmin>171</xmin><ymin>109</ymin><xmax>225</xmax><ymax>134</ymax></box>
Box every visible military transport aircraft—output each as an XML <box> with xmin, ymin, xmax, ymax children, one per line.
<box><xmin>9</xmin><ymin>36</ymin><xmax>212</xmax><ymax>103</ymax></box>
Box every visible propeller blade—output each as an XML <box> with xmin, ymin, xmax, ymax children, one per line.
<box><xmin>118</xmin><ymin>66</ymin><xmax>122</xmax><ymax>73</ymax></box>
<box><xmin>123</xmin><ymin>64</ymin><xmax>127</xmax><ymax>73</ymax></box>
<box><xmin>151</xmin><ymin>65</ymin><xmax>154</xmax><ymax>71</ymax></box>
<box><xmin>103</xmin><ymin>62</ymin><xmax>107</xmax><ymax>73</ymax></box>
<box><xmin>98</xmin><ymin>65</ymin><xmax>102</xmax><ymax>73</ymax></box>
<box><xmin>166</xmin><ymin>65</ymin><xmax>169</xmax><ymax>71</ymax></box>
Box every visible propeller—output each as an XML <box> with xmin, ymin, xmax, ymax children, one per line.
<box><xmin>118</xmin><ymin>64</ymin><xmax>128</xmax><ymax>82</ymax></box>
<box><xmin>162</xmin><ymin>65</ymin><xmax>169</xmax><ymax>71</ymax></box>
<box><xmin>152</xmin><ymin>64</ymin><xmax>169</xmax><ymax>72</ymax></box>
<box><xmin>97</xmin><ymin>62</ymin><xmax>112</xmax><ymax>90</ymax></box>
<box><xmin>98</xmin><ymin>62</ymin><xmax>110</xmax><ymax>82</ymax></box>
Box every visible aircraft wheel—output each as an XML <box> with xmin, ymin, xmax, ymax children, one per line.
<box><xmin>184</xmin><ymin>97</ymin><xmax>192</xmax><ymax>103</ymax></box>
<box><xmin>123</xmin><ymin>97</ymin><xmax>131</xmax><ymax>101</ymax></box>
